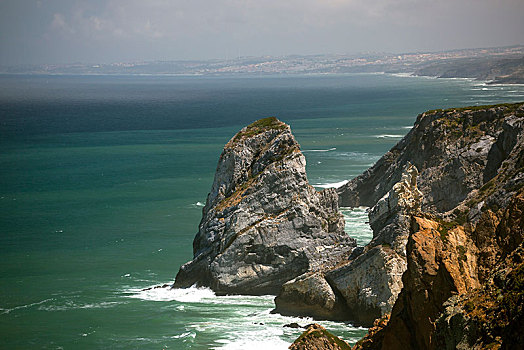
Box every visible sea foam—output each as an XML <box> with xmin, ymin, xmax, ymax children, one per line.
<box><xmin>126</xmin><ymin>284</ymin><xmax>216</xmax><ymax>302</ymax></box>
<box><xmin>315</xmin><ymin>180</ymin><xmax>349</xmax><ymax>189</ymax></box>
<box><xmin>303</xmin><ymin>147</ymin><xmax>336</xmax><ymax>153</ymax></box>
<box><xmin>374</xmin><ymin>134</ymin><xmax>404</xmax><ymax>139</ymax></box>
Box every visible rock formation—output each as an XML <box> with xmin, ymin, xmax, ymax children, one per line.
<box><xmin>350</xmin><ymin>102</ymin><xmax>524</xmax><ymax>349</ymax></box>
<box><xmin>173</xmin><ymin>117</ymin><xmax>355</xmax><ymax>295</ymax></box>
<box><xmin>289</xmin><ymin>324</ymin><xmax>352</xmax><ymax>350</ymax></box>
<box><xmin>276</xmin><ymin>103</ymin><xmax>522</xmax><ymax>326</ymax></box>
<box><xmin>274</xmin><ymin>272</ymin><xmax>350</xmax><ymax>321</ymax></box>
<box><xmin>275</xmin><ymin>163</ymin><xmax>421</xmax><ymax>325</ymax></box>
<box><xmin>338</xmin><ymin>103</ymin><xmax>522</xmax><ymax>215</ymax></box>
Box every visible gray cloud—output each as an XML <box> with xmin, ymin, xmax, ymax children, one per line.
<box><xmin>1</xmin><ymin>0</ymin><xmax>523</xmax><ymax>64</ymax></box>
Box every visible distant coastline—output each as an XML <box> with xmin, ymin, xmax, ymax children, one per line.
<box><xmin>2</xmin><ymin>45</ymin><xmax>523</xmax><ymax>84</ymax></box>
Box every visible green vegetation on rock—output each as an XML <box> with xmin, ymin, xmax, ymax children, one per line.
<box><xmin>228</xmin><ymin>116</ymin><xmax>288</xmax><ymax>147</ymax></box>
<box><xmin>425</xmin><ymin>102</ymin><xmax>524</xmax><ymax>116</ymax></box>
<box><xmin>290</xmin><ymin>324</ymin><xmax>352</xmax><ymax>350</ymax></box>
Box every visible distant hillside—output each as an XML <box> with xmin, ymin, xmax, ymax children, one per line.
<box><xmin>2</xmin><ymin>45</ymin><xmax>523</xmax><ymax>82</ymax></box>
<box><xmin>413</xmin><ymin>56</ymin><xmax>524</xmax><ymax>84</ymax></box>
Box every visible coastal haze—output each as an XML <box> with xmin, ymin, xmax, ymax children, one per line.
<box><xmin>2</xmin><ymin>1</ymin><xmax>524</xmax><ymax>350</ymax></box>
<box><xmin>1</xmin><ymin>0</ymin><xmax>524</xmax><ymax>66</ymax></box>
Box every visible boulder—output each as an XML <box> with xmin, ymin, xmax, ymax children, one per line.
<box><xmin>289</xmin><ymin>323</ymin><xmax>351</xmax><ymax>350</ymax></box>
<box><xmin>274</xmin><ymin>272</ymin><xmax>349</xmax><ymax>321</ymax></box>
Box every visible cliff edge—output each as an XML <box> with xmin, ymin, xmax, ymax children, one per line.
<box><xmin>350</xmin><ymin>102</ymin><xmax>524</xmax><ymax>349</ymax></box>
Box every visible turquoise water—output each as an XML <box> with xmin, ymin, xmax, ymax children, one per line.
<box><xmin>1</xmin><ymin>74</ymin><xmax>523</xmax><ymax>349</ymax></box>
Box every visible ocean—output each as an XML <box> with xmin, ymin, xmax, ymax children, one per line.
<box><xmin>1</xmin><ymin>73</ymin><xmax>523</xmax><ymax>349</ymax></box>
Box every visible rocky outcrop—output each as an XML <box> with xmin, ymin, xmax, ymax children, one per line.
<box><xmin>327</xmin><ymin>163</ymin><xmax>421</xmax><ymax>324</ymax></box>
<box><xmin>174</xmin><ymin>117</ymin><xmax>355</xmax><ymax>295</ymax></box>
<box><xmin>434</xmin><ymin>190</ymin><xmax>524</xmax><ymax>350</ymax></box>
<box><xmin>338</xmin><ymin>103</ymin><xmax>524</xmax><ymax>215</ymax></box>
<box><xmin>274</xmin><ymin>272</ymin><xmax>350</xmax><ymax>320</ymax></box>
<box><xmin>351</xmin><ymin>102</ymin><xmax>524</xmax><ymax>349</ymax></box>
<box><xmin>289</xmin><ymin>324</ymin><xmax>351</xmax><ymax>350</ymax></box>
<box><xmin>376</xmin><ymin>216</ymin><xmax>480</xmax><ymax>350</ymax></box>
<box><xmin>275</xmin><ymin>163</ymin><xmax>421</xmax><ymax>325</ymax></box>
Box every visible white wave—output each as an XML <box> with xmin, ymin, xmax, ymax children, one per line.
<box><xmin>203</xmin><ymin>294</ymin><xmax>274</xmax><ymax>306</ymax></box>
<box><xmin>401</xmin><ymin>126</ymin><xmax>413</xmax><ymax>129</ymax></box>
<box><xmin>315</xmin><ymin>180</ymin><xmax>348</xmax><ymax>189</ymax></box>
<box><xmin>1</xmin><ymin>298</ymin><xmax>54</xmax><ymax>314</ymax></box>
<box><xmin>190</xmin><ymin>201</ymin><xmax>205</xmax><ymax>208</ymax></box>
<box><xmin>340</xmin><ymin>207</ymin><xmax>373</xmax><ymax>246</ymax></box>
<box><xmin>389</xmin><ymin>72</ymin><xmax>414</xmax><ymax>78</ymax></box>
<box><xmin>303</xmin><ymin>147</ymin><xmax>336</xmax><ymax>152</ymax></box>
<box><xmin>375</xmin><ymin>134</ymin><xmax>404</xmax><ymax>139</ymax></box>
<box><xmin>214</xmin><ymin>338</ymin><xmax>290</xmax><ymax>350</ymax></box>
<box><xmin>38</xmin><ymin>301</ymin><xmax>123</xmax><ymax>311</ymax></box>
<box><xmin>126</xmin><ymin>284</ymin><xmax>216</xmax><ymax>302</ymax></box>
<box><xmin>171</xmin><ymin>331</ymin><xmax>196</xmax><ymax>340</ymax></box>
<box><xmin>340</xmin><ymin>206</ymin><xmax>368</xmax><ymax>211</ymax></box>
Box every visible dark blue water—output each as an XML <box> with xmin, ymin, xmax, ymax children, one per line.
<box><xmin>1</xmin><ymin>74</ymin><xmax>523</xmax><ymax>349</ymax></box>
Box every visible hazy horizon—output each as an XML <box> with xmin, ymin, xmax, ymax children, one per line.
<box><xmin>1</xmin><ymin>0</ymin><xmax>524</xmax><ymax>65</ymax></box>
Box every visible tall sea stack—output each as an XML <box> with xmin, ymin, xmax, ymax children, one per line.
<box><xmin>174</xmin><ymin>117</ymin><xmax>355</xmax><ymax>295</ymax></box>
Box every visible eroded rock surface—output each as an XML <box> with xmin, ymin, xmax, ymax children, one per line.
<box><xmin>274</xmin><ymin>272</ymin><xmax>349</xmax><ymax>320</ymax></box>
<box><xmin>338</xmin><ymin>104</ymin><xmax>524</xmax><ymax>215</ymax></box>
<box><xmin>174</xmin><ymin>117</ymin><xmax>355</xmax><ymax>295</ymax></box>
<box><xmin>275</xmin><ymin>163</ymin><xmax>420</xmax><ymax>325</ymax></box>
<box><xmin>352</xmin><ymin>103</ymin><xmax>524</xmax><ymax>349</ymax></box>
<box><xmin>289</xmin><ymin>323</ymin><xmax>351</xmax><ymax>350</ymax></box>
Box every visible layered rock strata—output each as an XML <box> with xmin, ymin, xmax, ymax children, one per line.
<box><xmin>351</xmin><ymin>103</ymin><xmax>524</xmax><ymax>349</ymax></box>
<box><xmin>338</xmin><ymin>103</ymin><xmax>523</xmax><ymax>215</ymax></box>
<box><xmin>275</xmin><ymin>163</ymin><xmax>421</xmax><ymax>325</ymax></box>
<box><xmin>174</xmin><ymin>117</ymin><xmax>355</xmax><ymax>295</ymax></box>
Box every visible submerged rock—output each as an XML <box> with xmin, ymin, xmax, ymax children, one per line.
<box><xmin>174</xmin><ymin>117</ymin><xmax>355</xmax><ymax>295</ymax></box>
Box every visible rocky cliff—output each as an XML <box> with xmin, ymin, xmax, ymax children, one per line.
<box><xmin>350</xmin><ymin>102</ymin><xmax>524</xmax><ymax>349</ymax></box>
<box><xmin>173</xmin><ymin>117</ymin><xmax>355</xmax><ymax>295</ymax></box>
<box><xmin>338</xmin><ymin>103</ymin><xmax>523</xmax><ymax>215</ymax></box>
<box><xmin>275</xmin><ymin>163</ymin><xmax>421</xmax><ymax>324</ymax></box>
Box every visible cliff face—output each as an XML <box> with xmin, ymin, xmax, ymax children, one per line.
<box><xmin>275</xmin><ymin>163</ymin><xmax>422</xmax><ymax>325</ymax></box>
<box><xmin>338</xmin><ymin>103</ymin><xmax>523</xmax><ymax>215</ymax></box>
<box><xmin>352</xmin><ymin>103</ymin><xmax>524</xmax><ymax>349</ymax></box>
<box><xmin>325</xmin><ymin>163</ymin><xmax>421</xmax><ymax>324</ymax></box>
<box><xmin>174</xmin><ymin>117</ymin><xmax>355</xmax><ymax>295</ymax></box>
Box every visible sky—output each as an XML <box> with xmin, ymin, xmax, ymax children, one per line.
<box><xmin>1</xmin><ymin>0</ymin><xmax>523</xmax><ymax>65</ymax></box>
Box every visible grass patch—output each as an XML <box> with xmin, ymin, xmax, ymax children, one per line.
<box><xmin>425</xmin><ymin>102</ymin><xmax>523</xmax><ymax>116</ymax></box>
<box><xmin>292</xmin><ymin>325</ymin><xmax>351</xmax><ymax>350</ymax></box>
<box><xmin>229</xmin><ymin>117</ymin><xmax>287</xmax><ymax>146</ymax></box>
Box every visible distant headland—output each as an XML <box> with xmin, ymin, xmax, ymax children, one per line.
<box><xmin>2</xmin><ymin>45</ymin><xmax>523</xmax><ymax>84</ymax></box>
